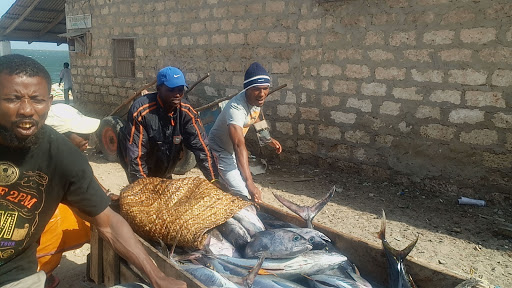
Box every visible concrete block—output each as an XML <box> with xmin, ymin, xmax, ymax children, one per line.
<box><xmin>430</xmin><ymin>90</ymin><xmax>461</xmax><ymax>104</ymax></box>
<box><xmin>449</xmin><ymin>109</ymin><xmax>485</xmax><ymax>124</ymax></box>
<box><xmin>277</xmin><ymin>105</ymin><xmax>297</xmax><ymax>118</ymax></box>
<box><xmin>276</xmin><ymin>122</ymin><xmax>293</xmax><ymax>135</ymax></box>
<box><xmin>364</xmin><ymin>31</ymin><xmax>385</xmax><ymax>45</ymax></box>
<box><xmin>380</xmin><ymin>101</ymin><xmax>401</xmax><ymax>115</ymax></box>
<box><xmin>420</xmin><ymin>124</ymin><xmax>456</xmax><ymax>141</ymax></box>
<box><xmin>460</xmin><ymin>28</ymin><xmax>496</xmax><ymax>44</ymax></box>
<box><xmin>465</xmin><ymin>91</ymin><xmax>505</xmax><ymax>108</ymax></box>
<box><xmin>460</xmin><ymin>129</ymin><xmax>498</xmax><ymax>145</ymax></box>
<box><xmin>347</xmin><ymin>98</ymin><xmax>372</xmax><ymax>112</ymax></box>
<box><xmin>492</xmin><ymin>113</ymin><xmax>512</xmax><ymax>128</ymax></box>
<box><xmin>423</xmin><ymin>30</ymin><xmax>455</xmax><ymax>45</ymax></box>
<box><xmin>299</xmin><ymin>107</ymin><xmax>320</xmax><ymax>120</ymax></box>
<box><xmin>319</xmin><ymin>125</ymin><xmax>342</xmax><ymax>140</ymax></box>
<box><xmin>411</xmin><ymin>69</ymin><xmax>443</xmax><ymax>83</ymax></box>
<box><xmin>345</xmin><ymin>64</ymin><xmax>370</xmax><ymax>79</ymax></box>
<box><xmin>439</xmin><ymin>49</ymin><xmax>472</xmax><ymax>62</ymax></box>
<box><xmin>390</xmin><ymin>31</ymin><xmax>416</xmax><ymax>46</ymax></box>
<box><xmin>415</xmin><ymin>105</ymin><xmax>440</xmax><ymax>119</ymax></box>
<box><xmin>345</xmin><ymin>130</ymin><xmax>370</xmax><ymax>144</ymax></box>
<box><xmin>403</xmin><ymin>49</ymin><xmax>432</xmax><ymax>62</ymax></box>
<box><xmin>491</xmin><ymin>70</ymin><xmax>512</xmax><ymax>86</ymax></box>
<box><xmin>361</xmin><ymin>82</ymin><xmax>386</xmax><ymax>96</ymax></box>
<box><xmin>368</xmin><ymin>49</ymin><xmax>395</xmax><ymax>61</ymax></box>
<box><xmin>331</xmin><ymin>111</ymin><xmax>357</xmax><ymax>124</ymax></box>
<box><xmin>375</xmin><ymin>67</ymin><xmax>406</xmax><ymax>80</ymax></box>
<box><xmin>333</xmin><ymin>80</ymin><xmax>357</xmax><ymax>94</ymax></box>
<box><xmin>448</xmin><ymin>69</ymin><xmax>487</xmax><ymax>85</ymax></box>
<box><xmin>392</xmin><ymin>87</ymin><xmax>423</xmax><ymax>100</ymax></box>
<box><xmin>319</xmin><ymin>64</ymin><xmax>342</xmax><ymax>77</ymax></box>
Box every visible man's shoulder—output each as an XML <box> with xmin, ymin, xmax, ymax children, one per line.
<box><xmin>131</xmin><ymin>92</ymin><xmax>158</xmax><ymax>110</ymax></box>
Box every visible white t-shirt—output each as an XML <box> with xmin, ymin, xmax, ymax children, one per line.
<box><xmin>59</xmin><ymin>68</ymin><xmax>72</xmax><ymax>89</ymax></box>
<box><xmin>208</xmin><ymin>91</ymin><xmax>260</xmax><ymax>154</ymax></box>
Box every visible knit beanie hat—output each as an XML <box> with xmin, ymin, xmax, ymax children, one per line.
<box><xmin>243</xmin><ymin>62</ymin><xmax>270</xmax><ymax>90</ymax></box>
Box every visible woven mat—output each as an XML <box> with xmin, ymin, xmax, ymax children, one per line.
<box><xmin>119</xmin><ymin>177</ymin><xmax>250</xmax><ymax>249</ymax></box>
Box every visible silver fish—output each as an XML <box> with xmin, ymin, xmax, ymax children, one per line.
<box><xmin>206</xmin><ymin>228</ymin><xmax>241</xmax><ymax>258</ymax></box>
<box><xmin>244</xmin><ymin>229</ymin><xmax>312</xmax><ymax>258</ymax></box>
<box><xmin>257</xmin><ymin>212</ymin><xmax>300</xmax><ymax>229</ymax></box>
<box><xmin>273</xmin><ymin>186</ymin><xmax>336</xmax><ymax>229</ymax></box>
<box><xmin>378</xmin><ymin>210</ymin><xmax>418</xmax><ymax>288</ymax></box>
<box><xmin>218</xmin><ymin>217</ymin><xmax>252</xmax><ymax>251</ymax></box>
<box><xmin>306</xmin><ymin>274</ymin><xmax>370</xmax><ymax>288</ymax></box>
<box><xmin>232</xmin><ymin>205</ymin><xmax>266</xmax><ymax>236</ymax></box>
<box><xmin>179</xmin><ymin>262</ymin><xmax>239</xmax><ymax>288</ymax></box>
<box><xmin>216</xmin><ymin>250</ymin><xmax>348</xmax><ymax>280</ymax></box>
<box><xmin>283</xmin><ymin>228</ymin><xmax>331</xmax><ymax>250</ymax></box>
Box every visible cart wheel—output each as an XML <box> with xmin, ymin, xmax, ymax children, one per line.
<box><xmin>173</xmin><ymin>148</ymin><xmax>197</xmax><ymax>175</ymax></box>
<box><xmin>96</xmin><ymin>116</ymin><xmax>124</xmax><ymax>162</ymax></box>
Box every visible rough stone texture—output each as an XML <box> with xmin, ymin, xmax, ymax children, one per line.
<box><xmin>67</xmin><ymin>0</ymin><xmax>512</xmax><ymax>194</ymax></box>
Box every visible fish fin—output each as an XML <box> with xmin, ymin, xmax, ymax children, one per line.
<box><xmin>306</xmin><ymin>185</ymin><xmax>337</xmax><ymax>228</ymax></box>
<box><xmin>377</xmin><ymin>209</ymin><xmax>386</xmax><ymax>241</ymax></box>
<box><xmin>256</xmin><ymin>268</ymin><xmax>275</xmax><ymax>276</ymax></box>
<box><xmin>272</xmin><ymin>192</ymin><xmax>309</xmax><ymax>222</ymax></box>
<box><xmin>244</xmin><ymin>255</ymin><xmax>266</xmax><ymax>288</ymax></box>
<box><xmin>157</xmin><ymin>238</ymin><xmax>170</xmax><ymax>258</ymax></box>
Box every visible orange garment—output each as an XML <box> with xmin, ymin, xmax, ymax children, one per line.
<box><xmin>37</xmin><ymin>204</ymin><xmax>91</xmax><ymax>274</ymax></box>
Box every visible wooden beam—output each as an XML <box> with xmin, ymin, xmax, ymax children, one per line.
<box><xmin>38</xmin><ymin>11</ymin><xmax>65</xmax><ymax>37</ymax></box>
<box><xmin>3</xmin><ymin>0</ymin><xmax>43</xmax><ymax>35</ymax></box>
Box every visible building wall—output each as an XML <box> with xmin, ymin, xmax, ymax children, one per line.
<box><xmin>66</xmin><ymin>0</ymin><xmax>512</xmax><ymax>193</ymax></box>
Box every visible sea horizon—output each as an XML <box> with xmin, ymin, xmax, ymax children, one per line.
<box><xmin>12</xmin><ymin>49</ymin><xmax>71</xmax><ymax>84</ymax></box>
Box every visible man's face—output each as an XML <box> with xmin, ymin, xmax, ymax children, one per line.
<box><xmin>0</xmin><ymin>73</ymin><xmax>52</xmax><ymax>147</ymax></box>
<box><xmin>158</xmin><ymin>84</ymin><xmax>185</xmax><ymax>112</ymax></box>
<box><xmin>245</xmin><ymin>85</ymin><xmax>270</xmax><ymax>107</ymax></box>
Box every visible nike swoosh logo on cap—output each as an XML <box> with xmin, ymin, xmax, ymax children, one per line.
<box><xmin>174</xmin><ymin>74</ymin><xmax>180</xmax><ymax>77</ymax></box>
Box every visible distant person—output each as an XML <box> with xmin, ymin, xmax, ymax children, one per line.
<box><xmin>58</xmin><ymin>62</ymin><xmax>72</xmax><ymax>104</ymax></box>
<box><xmin>208</xmin><ymin>62</ymin><xmax>282</xmax><ymax>203</ymax></box>
<box><xmin>118</xmin><ymin>66</ymin><xmax>220</xmax><ymax>185</ymax></box>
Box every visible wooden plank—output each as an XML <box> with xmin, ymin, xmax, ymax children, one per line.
<box><xmin>102</xmin><ymin>238</ymin><xmax>120</xmax><ymax>286</ymax></box>
<box><xmin>88</xmin><ymin>226</ymin><xmax>103</xmax><ymax>283</ymax></box>
<box><xmin>136</xmin><ymin>236</ymin><xmax>207</xmax><ymax>288</ymax></box>
<box><xmin>119</xmin><ymin>260</ymin><xmax>145</xmax><ymax>284</ymax></box>
<box><xmin>259</xmin><ymin>202</ymin><xmax>466</xmax><ymax>287</ymax></box>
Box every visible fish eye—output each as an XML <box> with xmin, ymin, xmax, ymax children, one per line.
<box><xmin>293</xmin><ymin>235</ymin><xmax>301</xmax><ymax>242</ymax></box>
<box><xmin>308</xmin><ymin>237</ymin><xmax>314</xmax><ymax>243</ymax></box>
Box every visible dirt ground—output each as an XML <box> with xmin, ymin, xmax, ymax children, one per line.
<box><xmin>54</xmin><ymin>147</ymin><xmax>511</xmax><ymax>288</ymax></box>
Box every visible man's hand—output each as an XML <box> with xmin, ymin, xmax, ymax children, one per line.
<box><xmin>151</xmin><ymin>274</ymin><xmax>187</xmax><ymax>288</ymax></box>
<box><xmin>247</xmin><ymin>181</ymin><xmax>263</xmax><ymax>203</ymax></box>
<box><xmin>268</xmin><ymin>138</ymin><xmax>282</xmax><ymax>154</ymax></box>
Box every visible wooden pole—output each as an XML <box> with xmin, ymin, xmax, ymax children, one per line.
<box><xmin>196</xmin><ymin>84</ymin><xmax>287</xmax><ymax>112</ymax></box>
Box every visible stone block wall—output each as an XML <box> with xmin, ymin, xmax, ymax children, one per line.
<box><xmin>66</xmin><ymin>0</ymin><xmax>512</xmax><ymax>193</ymax></box>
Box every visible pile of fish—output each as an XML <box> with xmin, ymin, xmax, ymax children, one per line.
<box><xmin>154</xmin><ymin>186</ymin><xmax>418</xmax><ymax>288</ymax></box>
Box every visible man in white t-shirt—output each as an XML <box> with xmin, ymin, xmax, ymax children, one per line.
<box><xmin>58</xmin><ymin>62</ymin><xmax>72</xmax><ymax>104</ymax></box>
<box><xmin>208</xmin><ymin>62</ymin><xmax>282</xmax><ymax>203</ymax></box>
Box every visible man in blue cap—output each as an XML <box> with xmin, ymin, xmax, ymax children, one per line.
<box><xmin>118</xmin><ymin>66</ymin><xmax>219</xmax><ymax>184</ymax></box>
<box><xmin>209</xmin><ymin>62</ymin><xmax>282</xmax><ymax>203</ymax></box>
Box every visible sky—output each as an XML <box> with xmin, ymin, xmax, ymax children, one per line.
<box><xmin>0</xmin><ymin>0</ymin><xmax>68</xmax><ymax>50</ymax></box>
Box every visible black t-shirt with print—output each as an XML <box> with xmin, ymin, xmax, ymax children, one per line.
<box><xmin>0</xmin><ymin>126</ymin><xmax>110</xmax><ymax>285</ymax></box>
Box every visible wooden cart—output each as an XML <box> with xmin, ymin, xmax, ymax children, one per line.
<box><xmin>88</xmin><ymin>202</ymin><xmax>466</xmax><ymax>288</ymax></box>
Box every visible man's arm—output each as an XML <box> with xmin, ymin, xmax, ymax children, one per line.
<box><xmin>91</xmin><ymin>207</ymin><xmax>187</xmax><ymax>288</ymax></box>
<box><xmin>228</xmin><ymin>124</ymin><xmax>262</xmax><ymax>203</ymax></box>
<box><xmin>122</xmin><ymin>114</ymin><xmax>150</xmax><ymax>183</ymax></box>
<box><xmin>181</xmin><ymin>109</ymin><xmax>218</xmax><ymax>181</ymax></box>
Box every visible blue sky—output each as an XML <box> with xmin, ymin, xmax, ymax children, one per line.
<box><xmin>0</xmin><ymin>0</ymin><xmax>68</xmax><ymax>50</ymax></box>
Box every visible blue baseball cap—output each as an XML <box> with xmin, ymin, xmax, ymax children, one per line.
<box><xmin>156</xmin><ymin>66</ymin><xmax>188</xmax><ymax>88</ymax></box>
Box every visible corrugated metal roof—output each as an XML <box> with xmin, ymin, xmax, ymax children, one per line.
<box><xmin>0</xmin><ymin>0</ymin><xmax>66</xmax><ymax>44</ymax></box>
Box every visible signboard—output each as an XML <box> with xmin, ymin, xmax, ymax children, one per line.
<box><xmin>66</xmin><ymin>14</ymin><xmax>92</xmax><ymax>29</ymax></box>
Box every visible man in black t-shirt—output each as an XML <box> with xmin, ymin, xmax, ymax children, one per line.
<box><xmin>0</xmin><ymin>54</ymin><xmax>186</xmax><ymax>288</ymax></box>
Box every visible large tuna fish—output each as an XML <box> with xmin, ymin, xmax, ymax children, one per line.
<box><xmin>306</xmin><ymin>274</ymin><xmax>370</xmax><ymax>288</ymax></box>
<box><xmin>218</xmin><ymin>217</ymin><xmax>252</xmax><ymax>251</ymax></box>
<box><xmin>378</xmin><ymin>210</ymin><xmax>418</xmax><ymax>288</ymax></box>
<box><xmin>244</xmin><ymin>229</ymin><xmax>312</xmax><ymax>258</ymax></box>
<box><xmin>283</xmin><ymin>228</ymin><xmax>331</xmax><ymax>250</ymax></box>
<box><xmin>206</xmin><ymin>228</ymin><xmax>241</xmax><ymax>258</ymax></box>
<box><xmin>273</xmin><ymin>186</ymin><xmax>336</xmax><ymax>229</ymax></box>
<box><xmin>179</xmin><ymin>262</ymin><xmax>239</xmax><ymax>288</ymax></box>
<box><xmin>216</xmin><ymin>250</ymin><xmax>348</xmax><ymax>280</ymax></box>
<box><xmin>232</xmin><ymin>205</ymin><xmax>265</xmax><ymax>236</ymax></box>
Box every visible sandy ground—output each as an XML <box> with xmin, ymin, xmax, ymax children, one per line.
<box><xmin>53</xmin><ymin>147</ymin><xmax>511</xmax><ymax>288</ymax></box>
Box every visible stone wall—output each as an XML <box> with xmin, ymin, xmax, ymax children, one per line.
<box><xmin>66</xmin><ymin>0</ymin><xmax>512</xmax><ymax>193</ymax></box>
